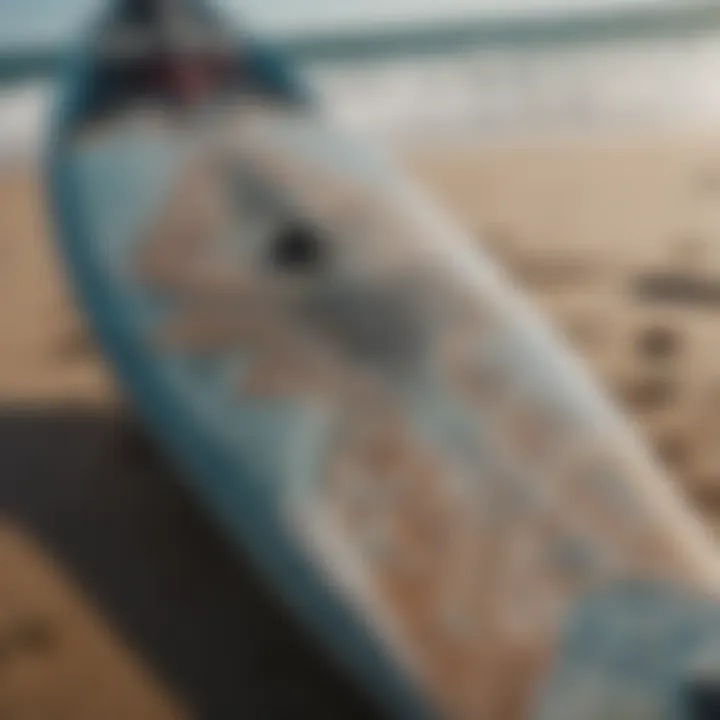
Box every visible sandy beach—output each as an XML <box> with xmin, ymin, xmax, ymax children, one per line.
<box><xmin>3</xmin><ymin>129</ymin><xmax>720</xmax><ymax>716</ymax></box>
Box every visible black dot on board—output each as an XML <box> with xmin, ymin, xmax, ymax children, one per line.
<box><xmin>269</xmin><ymin>223</ymin><xmax>327</xmax><ymax>274</ymax></box>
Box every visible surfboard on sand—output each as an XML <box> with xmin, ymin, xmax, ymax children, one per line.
<box><xmin>47</xmin><ymin>1</ymin><xmax>720</xmax><ymax>717</ymax></box>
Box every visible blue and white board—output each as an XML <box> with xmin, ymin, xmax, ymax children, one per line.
<box><xmin>48</xmin><ymin>1</ymin><xmax>720</xmax><ymax>718</ymax></box>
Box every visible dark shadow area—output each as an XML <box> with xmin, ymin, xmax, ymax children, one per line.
<box><xmin>0</xmin><ymin>406</ymin><xmax>382</xmax><ymax>720</ymax></box>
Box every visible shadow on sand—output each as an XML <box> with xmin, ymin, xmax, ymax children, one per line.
<box><xmin>0</xmin><ymin>406</ymin><xmax>381</xmax><ymax>719</ymax></box>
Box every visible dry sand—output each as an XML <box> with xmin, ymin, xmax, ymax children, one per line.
<box><xmin>0</xmin><ymin>168</ymin><xmax>116</xmax><ymax>406</ymax></box>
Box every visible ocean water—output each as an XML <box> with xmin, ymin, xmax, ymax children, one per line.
<box><xmin>0</xmin><ymin>0</ymin><xmax>685</xmax><ymax>47</ymax></box>
<box><xmin>0</xmin><ymin>0</ymin><xmax>717</xmax><ymax>164</ymax></box>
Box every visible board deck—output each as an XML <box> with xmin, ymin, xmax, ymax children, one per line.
<box><xmin>47</xmin><ymin>1</ymin><xmax>720</xmax><ymax>718</ymax></box>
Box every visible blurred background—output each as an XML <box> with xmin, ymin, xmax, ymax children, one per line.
<box><xmin>2</xmin><ymin>0</ymin><xmax>720</xmax><ymax>718</ymax></box>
